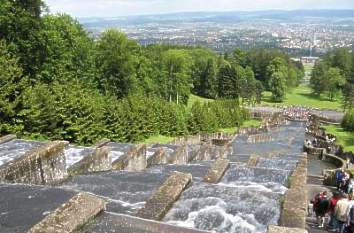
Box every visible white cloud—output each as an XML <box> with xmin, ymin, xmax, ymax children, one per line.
<box><xmin>45</xmin><ymin>0</ymin><xmax>354</xmax><ymax>17</ymax></box>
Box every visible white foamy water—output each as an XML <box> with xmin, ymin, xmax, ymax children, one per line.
<box><xmin>164</xmin><ymin>184</ymin><xmax>281</xmax><ymax>233</ymax></box>
<box><xmin>65</xmin><ymin>146</ymin><xmax>94</xmax><ymax>168</ymax></box>
<box><xmin>0</xmin><ymin>139</ymin><xmax>44</xmax><ymax>166</ymax></box>
<box><xmin>110</xmin><ymin>151</ymin><xmax>125</xmax><ymax>162</ymax></box>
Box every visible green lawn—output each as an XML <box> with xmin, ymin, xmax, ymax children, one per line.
<box><xmin>261</xmin><ymin>84</ymin><xmax>342</xmax><ymax>110</ymax></box>
<box><xmin>219</xmin><ymin>119</ymin><xmax>262</xmax><ymax>134</ymax></box>
<box><xmin>140</xmin><ymin>135</ymin><xmax>176</xmax><ymax>145</ymax></box>
<box><xmin>324</xmin><ymin>125</ymin><xmax>354</xmax><ymax>153</ymax></box>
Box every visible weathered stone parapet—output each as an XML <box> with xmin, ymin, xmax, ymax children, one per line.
<box><xmin>104</xmin><ymin>213</ymin><xmax>213</xmax><ymax>233</ymax></box>
<box><xmin>168</xmin><ymin>146</ymin><xmax>188</xmax><ymax>165</ymax></box>
<box><xmin>171</xmin><ymin>132</ymin><xmax>235</xmax><ymax>146</ymax></box>
<box><xmin>247</xmin><ymin>155</ymin><xmax>259</xmax><ymax>167</ymax></box>
<box><xmin>280</xmin><ymin>153</ymin><xmax>308</xmax><ymax>230</ymax></box>
<box><xmin>247</xmin><ymin>134</ymin><xmax>273</xmax><ymax>144</ymax></box>
<box><xmin>0</xmin><ymin>141</ymin><xmax>68</xmax><ymax>185</ymax></box>
<box><xmin>187</xmin><ymin>145</ymin><xmax>201</xmax><ymax>162</ymax></box>
<box><xmin>68</xmin><ymin>146</ymin><xmax>112</xmax><ymax>176</ymax></box>
<box><xmin>192</xmin><ymin>144</ymin><xmax>212</xmax><ymax>161</ymax></box>
<box><xmin>94</xmin><ymin>138</ymin><xmax>111</xmax><ymax>148</ymax></box>
<box><xmin>204</xmin><ymin>158</ymin><xmax>230</xmax><ymax>183</ymax></box>
<box><xmin>268</xmin><ymin>225</ymin><xmax>308</xmax><ymax>233</ymax></box>
<box><xmin>112</xmin><ymin>144</ymin><xmax>147</xmax><ymax>171</ymax></box>
<box><xmin>280</xmin><ymin>208</ymin><xmax>306</xmax><ymax>229</ymax></box>
<box><xmin>137</xmin><ymin>171</ymin><xmax>192</xmax><ymax>221</ymax></box>
<box><xmin>212</xmin><ymin>138</ymin><xmax>231</xmax><ymax>146</ymax></box>
<box><xmin>238</xmin><ymin>127</ymin><xmax>268</xmax><ymax>135</ymax></box>
<box><xmin>28</xmin><ymin>192</ymin><xmax>105</xmax><ymax>233</ymax></box>
<box><xmin>147</xmin><ymin>148</ymin><xmax>168</xmax><ymax>168</ymax></box>
<box><xmin>0</xmin><ymin>134</ymin><xmax>17</xmax><ymax>144</ymax></box>
<box><xmin>303</xmin><ymin>143</ymin><xmax>324</xmax><ymax>156</ymax></box>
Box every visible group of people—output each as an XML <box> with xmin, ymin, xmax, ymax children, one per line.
<box><xmin>283</xmin><ymin>106</ymin><xmax>310</xmax><ymax>120</ymax></box>
<box><xmin>336</xmin><ymin>169</ymin><xmax>354</xmax><ymax>194</ymax></box>
<box><xmin>311</xmin><ymin>191</ymin><xmax>354</xmax><ymax>233</ymax></box>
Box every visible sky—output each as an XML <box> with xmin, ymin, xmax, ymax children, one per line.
<box><xmin>45</xmin><ymin>0</ymin><xmax>354</xmax><ymax>18</ymax></box>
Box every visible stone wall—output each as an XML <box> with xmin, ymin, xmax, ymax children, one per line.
<box><xmin>28</xmin><ymin>192</ymin><xmax>105</xmax><ymax>233</ymax></box>
<box><xmin>280</xmin><ymin>154</ymin><xmax>308</xmax><ymax>229</ymax></box>
<box><xmin>204</xmin><ymin>158</ymin><xmax>230</xmax><ymax>183</ymax></box>
<box><xmin>247</xmin><ymin>155</ymin><xmax>259</xmax><ymax>167</ymax></box>
<box><xmin>147</xmin><ymin>148</ymin><xmax>168</xmax><ymax>168</ymax></box>
<box><xmin>0</xmin><ymin>141</ymin><xmax>68</xmax><ymax>185</ymax></box>
<box><xmin>168</xmin><ymin>146</ymin><xmax>189</xmax><ymax>165</ymax></box>
<box><xmin>0</xmin><ymin>134</ymin><xmax>17</xmax><ymax>144</ymax></box>
<box><xmin>68</xmin><ymin>146</ymin><xmax>112</xmax><ymax>176</ymax></box>
<box><xmin>137</xmin><ymin>171</ymin><xmax>192</xmax><ymax>221</ymax></box>
<box><xmin>192</xmin><ymin>144</ymin><xmax>212</xmax><ymax>161</ymax></box>
<box><xmin>171</xmin><ymin>132</ymin><xmax>234</xmax><ymax>146</ymax></box>
<box><xmin>268</xmin><ymin>225</ymin><xmax>308</xmax><ymax>233</ymax></box>
<box><xmin>247</xmin><ymin>134</ymin><xmax>273</xmax><ymax>144</ymax></box>
<box><xmin>94</xmin><ymin>138</ymin><xmax>111</xmax><ymax>148</ymax></box>
<box><xmin>104</xmin><ymin>214</ymin><xmax>213</xmax><ymax>233</ymax></box>
<box><xmin>112</xmin><ymin>144</ymin><xmax>147</xmax><ymax>171</ymax></box>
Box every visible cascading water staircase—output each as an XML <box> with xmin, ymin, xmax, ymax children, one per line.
<box><xmin>0</xmin><ymin>116</ymin><xmax>308</xmax><ymax>233</ymax></box>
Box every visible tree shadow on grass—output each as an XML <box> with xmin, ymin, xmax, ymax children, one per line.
<box><xmin>298</xmin><ymin>92</ymin><xmax>332</xmax><ymax>102</ymax></box>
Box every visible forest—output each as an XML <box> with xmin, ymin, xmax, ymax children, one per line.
<box><xmin>0</xmin><ymin>0</ymin><xmax>305</xmax><ymax>144</ymax></box>
<box><xmin>311</xmin><ymin>48</ymin><xmax>354</xmax><ymax>132</ymax></box>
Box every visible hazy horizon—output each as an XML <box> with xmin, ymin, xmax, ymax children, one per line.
<box><xmin>45</xmin><ymin>0</ymin><xmax>354</xmax><ymax>18</ymax></box>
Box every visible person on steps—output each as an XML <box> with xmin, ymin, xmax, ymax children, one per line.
<box><xmin>329</xmin><ymin>192</ymin><xmax>341</xmax><ymax>231</ymax></box>
<box><xmin>335</xmin><ymin>193</ymin><xmax>351</xmax><ymax>233</ymax></box>
<box><xmin>316</xmin><ymin>193</ymin><xmax>330</xmax><ymax>228</ymax></box>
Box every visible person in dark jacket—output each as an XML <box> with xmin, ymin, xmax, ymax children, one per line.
<box><xmin>316</xmin><ymin>192</ymin><xmax>330</xmax><ymax>228</ymax></box>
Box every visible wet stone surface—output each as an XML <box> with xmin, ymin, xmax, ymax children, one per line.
<box><xmin>107</xmin><ymin>142</ymin><xmax>134</xmax><ymax>162</ymax></box>
<box><xmin>307</xmin><ymin>159</ymin><xmax>336</xmax><ymax>176</ymax></box>
<box><xmin>0</xmin><ymin>139</ymin><xmax>44</xmax><ymax>167</ymax></box>
<box><xmin>0</xmin><ymin>184</ymin><xmax>76</xmax><ymax>233</ymax></box>
<box><xmin>231</xmin><ymin>122</ymin><xmax>305</xmax><ymax>159</ymax></box>
<box><xmin>65</xmin><ymin>145</ymin><xmax>95</xmax><ymax>168</ymax></box>
<box><xmin>61</xmin><ymin>162</ymin><xmax>211</xmax><ymax>215</ymax></box>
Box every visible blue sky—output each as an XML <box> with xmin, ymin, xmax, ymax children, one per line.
<box><xmin>45</xmin><ymin>0</ymin><xmax>354</xmax><ymax>17</ymax></box>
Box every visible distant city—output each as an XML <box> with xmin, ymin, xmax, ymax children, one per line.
<box><xmin>79</xmin><ymin>10</ymin><xmax>354</xmax><ymax>57</ymax></box>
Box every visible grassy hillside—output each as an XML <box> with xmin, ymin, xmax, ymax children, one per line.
<box><xmin>262</xmin><ymin>84</ymin><xmax>342</xmax><ymax>110</ymax></box>
<box><xmin>324</xmin><ymin>125</ymin><xmax>354</xmax><ymax>153</ymax></box>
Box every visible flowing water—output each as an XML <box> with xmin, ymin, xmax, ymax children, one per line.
<box><xmin>0</xmin><ymin>139</ymin><xmax>44</xmax><ymax>167</ymax></box>
<box><xmin>0</xmin><ymin>122</ymin><xmax>307</xmax><ymax>233</ymax></box>
<box><xmin>164</xmin><ymin>122</ymin><xmax>306</xmax><ymax>233</ymax></box>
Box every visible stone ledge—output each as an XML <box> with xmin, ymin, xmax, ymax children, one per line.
<box><xmin>68</xmin><ymin>146</ymin><xmax>112</xmax><ymax>176</ymax></box>
<box><xmin>0</xmin><ymin>141</ymin><xmax>68</xmax><ymax>185</ymax></box>
<box><xmin>168</xmin><ymin>146</ymin><xmax>188</xmax><ymax>165</ymax></box>
<box><xmin>94</xmin><ymin>138</ymin><xmax>111</xmax><ymax>148</ymax></box>
<box><xmin>137</xmin><ymin>171</ymin><xmax>192</xmax><ymax>221</ymax></box>
<box><xmin>268</xmin><ymin>225</ymin><xmax>308</xmax><ymax>233</ymax></box>
<box><xmin>147</xmin><ymin>148</ymin><xmax>168</xmax><ymax>168</ymax></box>
<box><xmin>112</xmin><ymin>144</ymin><xmax>147</xmax><ymax>171</ymax></box>
<box><xmin>280</xmin><ymin>208</ymin><xmax>306</xmax><ymax>229</ymax></box>
<box><xmin>204</xmin><ymin>158</ymin><xmax>230</xmax><ymax>183</ymax></box>
<box><xmin>103</xmin><ymin>213</ymin><xmax>213</xmax><ymax>233</ymax></box>
<box><xmin>28</xmin><ymin>192</ymin><xmax>105</xmax><ymax>233</ymax></box>
<box><xmin>0</xmin><ymin>134</ymin><xmax>17</xmax><ymax>144</ymax></box>
<box><xmin>247</xmin><ymin>154</ymin><xmax>259</xmax><ymax>167</ymax></box>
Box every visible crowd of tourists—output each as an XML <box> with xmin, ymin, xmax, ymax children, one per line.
<box><xmin>311</xmin><ymin>170</ymin><xmax>354</xmax><ymax>232</ymax></box>
<box><xmin>283</xmin><ymin>106</ymin><xmax>310</xmax><ymax>120</ymax></box>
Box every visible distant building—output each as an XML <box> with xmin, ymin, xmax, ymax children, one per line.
<box><xmin>300</xmin><ymin>56</ymin><xmax>319</xmax><ymax>65</ymax></box>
